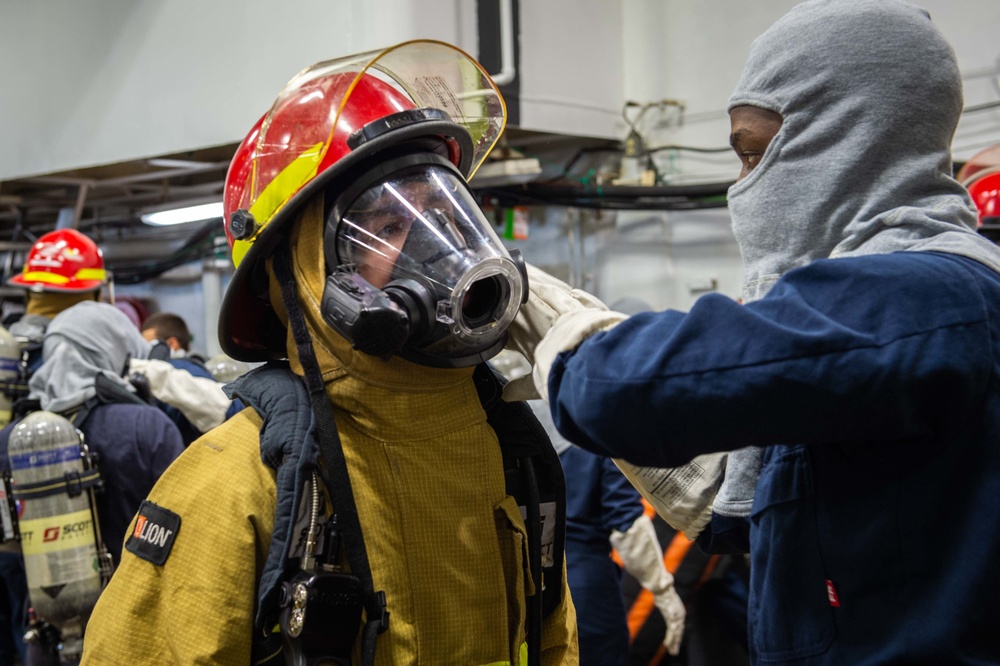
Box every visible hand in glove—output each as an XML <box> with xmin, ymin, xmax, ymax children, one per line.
<box><xmin>653</xmin><ymin>578</ymin><xmax>687</xmax><ymax>657</ymax></box>
<box><xmin>503</xmin><ymin>264</ymin><xmax>625</xmax><ymax>401</ymax></box>
<box><xmin>610</xmin><ymin>514</ymin><xmax>686</xmax><ymax>656</ymax></box>
<box><xmin>129</xmin><ymin>358</ymin><xmax>233</xmax><ymax>433</ymax></box>
<box><xmin>505</xmin><ymin>264</ymin><xmax>608</xmax><ymax>362</ymax></box>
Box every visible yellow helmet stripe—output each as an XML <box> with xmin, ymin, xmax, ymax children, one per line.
<box><xmin>75</xmin><ymin>268</ymin><xmax>107</xmax><ymax>281</ymax></box>
<box><xmin>20</xmin><ymin>271</ymin><xmax>70</xmax><ymax>285</ymax></box>
<box><xmin>19</xmin><ymin>268</ymin><xmax>106</xmax><ymax>285</ymax></box>
<box><xmin>231</xmin><ymin>142</ymin><xmax>325</xmax><ymax>268</ymax></box>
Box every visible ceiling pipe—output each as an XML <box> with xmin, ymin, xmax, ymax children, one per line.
<box><xmin>20</xmin><ymin>176</ymin><xmax>96</xmax><ymax>187</ymax></box>
<box><xmin>71</xmin><ymin>183</ymin><xmax>90</xmax><ymax>229</ymax></box>
<box><xmin>100</xmin><ymin>162</ymin><xmax>230</xmax><ymax>186</ymax></box>
<box><xmin>21</xmin><ymin>161</ymin><xmax>229</xmax><ymax>189</ymax></box>
<box><xmin>489</xmin><ymin>0</ymin><xmax>516</xmax><ymax>86</ymax></box>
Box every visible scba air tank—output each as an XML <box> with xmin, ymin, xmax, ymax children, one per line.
<box><xmin>9</xmin><ymin>411</ymin><xmax>103</xmax><ymax>638</ymax></box>
<box><xmin>0</xmin><ymin>325</ymin><xmax>23</xmax><ymax>427</ymax></box>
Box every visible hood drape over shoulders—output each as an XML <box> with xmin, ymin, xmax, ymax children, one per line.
<box><xmin>29</xmin><ymin>301</ymin><xmax>150</xmax><ymax>413</ymax></box>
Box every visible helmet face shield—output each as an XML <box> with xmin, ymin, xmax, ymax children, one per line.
<box><xmin>325</xmin><ymin>162</ymin><xmax>524</xmax><ymax>367</ymax></box>
<box><xmin>223</xmin><ymin>40</ymin><xmax>506</xmax><ymax>271</ymax></box>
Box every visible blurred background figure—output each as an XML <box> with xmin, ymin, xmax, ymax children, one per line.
<box><xmin>111</xmin><ymin>295</ymin><xmax>149</xmax><ymax>332</ymax></box>
<box><xmin>531</xmin><ymin>396</ymin><xmax>685</xmax><ymax>665</ymax></box>
<box><xmin>499</xmin><ymin>293</ymin><xmax>752</xmax><ymax>666</ymax></box>
<box><xmin>622</xmin><ymin>524</ymin><xmax>750</xmax><ymax>666</ymax></box>
<box><xmin>494</xmin><ymin>338</ymin><xmax>685</xmax><ymax>666</ymax></box>
<box><xmin>3</xmin><ymin>229</ymin><xmax>109</xmax><ymax>376</ymax></box>
<box><xmin>604</xmin><ymin>298</ymin><xmax>749</xmax><ymax>666</ymax></box>
<box><xmin>140</xmin><ymin>311</ymin><xmax>208</xmax><ymax>370</ymax></box>
<box><xmin>0</xmin><ymin>325</ymin><xmax>26</xmax><ymax>665</ymax></box>
<box><xmin>0</xmin><ymin>301</ymin><xmax>184</xmax><ymax>664</ymax></box>
<box><xmin>137</xmin><ymin>311</ymin><xmax>240</xmax><ymax>445</ymax></box>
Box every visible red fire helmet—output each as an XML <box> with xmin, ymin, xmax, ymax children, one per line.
<box><xmin>218</xmin><ymin>40</ymin><xmax>506</xmax><ymax>361</ymax></box>
<box><xmin>957</xmin><ymin>144</ymin><xmax>1000</xmax><ymax>184</ymax></box>
<box><xmin>8</xmin><ymin>228</ymin><xmax>107</xmax><ymax>293</ymax></box>
<box><xmin>967</xmin><ymin>169</ymin><xmax>1000</xmax><ymax>227</ymax></box>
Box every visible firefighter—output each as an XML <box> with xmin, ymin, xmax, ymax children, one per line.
<box><xmin>5</xmin><ymin>229</ymin><xmax>109</xmax><ymax>376</ymax></box>
<box><xmin>81</xmin><ymin>41</ymin><xmax>577</xmax><ymax>665</ymax></box>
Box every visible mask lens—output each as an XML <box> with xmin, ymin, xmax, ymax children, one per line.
<box><xmin>329</xmin><ymin>162</ymin><xmax>524</xmax><ymax>366</ymax></box>
<box><xmin>335</xmin><ymin>166</ymin><xmax>501</xmax><ymax>292</ymax></box>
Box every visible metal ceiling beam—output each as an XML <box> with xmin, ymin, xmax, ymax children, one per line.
<box><xmin>100</xmin><ymin>162</ymin><xmax>229</xmax><ymax>186</ymax></box>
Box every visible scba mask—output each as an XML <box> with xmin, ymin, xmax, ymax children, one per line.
<box><xmin>321</xmin><ymin>154</ymin><xmax>526</xmax><ymax>368</ymax></box>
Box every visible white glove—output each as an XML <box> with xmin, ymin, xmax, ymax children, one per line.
<box><xmin>503</xmin><ymin>264</ymin><xmax>624</xmax><ymax>402</ymax></box>
<box><xmin>653</xmin><ymin>576</ymin><xmax>687</xmax><ymax>657</ymax></box>
<box><xmin>614</xmin><ymin>452</ymin><xmax>727</xmax><ymax>540</ymax></box>
<box><xmin>610</xmin><ymin>514</ymin><xmax>686</xmax><ymax>656</ymax></box>
<box><xmin>129</xmin><ymin>358</ymin><xmax>233</xmax><ymax>433</ymax></box>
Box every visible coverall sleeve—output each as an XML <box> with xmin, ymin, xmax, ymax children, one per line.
<box><xmin>599</xmin><ymin>456</ymin><xmax>645</xmax><ymax>534</ymax></box>
<box><xmin>548</xmin><ymin>254</ymin><xmax>993</xmax><ymax>468</ymax></box>
<box><xmin>81</xmin><ymin>409</ymin><xmax>276</xmax><ymax>666</ymax></box>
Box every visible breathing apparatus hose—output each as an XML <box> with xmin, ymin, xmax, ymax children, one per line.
<box><xmin>301</xmin><ymin>472</ymin><xmax>322</xmax><ymax>571</ymax></box>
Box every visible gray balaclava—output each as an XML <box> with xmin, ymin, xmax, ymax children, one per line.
<box><xmin>727</xmin><ymin>0</ymin><xmax>1000</xmax><ymax>303</ymax></box>
<box><xmin>29</xmin><ymin>301</ymin><xmax>151</xmax><ymax>413</ymax></box>
<box><xmin>715</xmin><ymin>0</ymin><xmax>1000</xmax><ymax>519</ymax></box>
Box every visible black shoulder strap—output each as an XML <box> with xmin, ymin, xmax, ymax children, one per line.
<box><xmin>71</xmin><ymin>373</ymin><xmax>148</xmax><ymax>429</ymax></box>
<box><xmin>186</xmin><ymin>352</ymin><xmax>208</xmax><ymax>368</ymax></box>
<box><xmin>273</xmin><ymin>246</ymin><xmax>388</xmax><ymax>666</ymax></box>
<box><xmin>148</xmin><ymin>341</ymin><xmax>171</xmax><ymax>361</ymax></box>
<box><xmin>10</xmin><ymin>373</ymin><xmax>145</xmax><ymax>427</ymax></box>
<box><xmin>11</xmin><ymin>397</ymin><xmax>41</xmax><ymax>422</ymax></box>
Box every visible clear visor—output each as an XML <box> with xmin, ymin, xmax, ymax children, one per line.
<box><xmin>335</xmin><ymin>165</ymin><xmax>523</xmax><ymax>353</ymax></box>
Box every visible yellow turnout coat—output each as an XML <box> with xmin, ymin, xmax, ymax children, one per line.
<box><xmin>80</xmin><ymin>201</ymin><xmax>577</xmax><ymax>665</ymax></box>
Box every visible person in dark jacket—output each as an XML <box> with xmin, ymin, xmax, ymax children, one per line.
<box><xmin>505</xmin><ymin>1</ymin><xmax>1000</xmax><ymax>664</ymax></box>
<box><xmin>531</xmin><ymin>400</ymin><xmax>684</xmax><ymax>666</ymax></box>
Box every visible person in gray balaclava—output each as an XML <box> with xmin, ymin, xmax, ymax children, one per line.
<box><xmin>504</xmin><ymin>1</ymin><xmax>1000</xmax><ymax>664</ymax></box>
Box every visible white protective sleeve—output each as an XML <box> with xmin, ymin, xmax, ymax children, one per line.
<box><xmin>614</xmin><ymin>452</ymin><xmax>727</xmax><ymax>540</ymax></box>
<box><xmin>129</xmin><ymin>358</ymin><xmax>233</xmax><ymax>433</ymax></box>
<box><xmin>610</xmin><ymin>513</ymin><xmax>686</xmax><ymax>656</ymax></box>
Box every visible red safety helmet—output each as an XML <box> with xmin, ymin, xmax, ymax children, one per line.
<box><xmin>957</xmin><ymin>144</ymin><xmax>1000</xmax><ymax>184</ymax></box>
<box><xmin>8</xmin><ymin>228</ymin><xmax>107</xmax><ymax>293</ymax></box>
<box><xmin>219</xmin><ymin>40</ymin><xmax>505</xmax><ymax>361</ymax></box>
<box><xmin>966</xmin><ymin>169</ymin><xmax>1000</xmax><ymax>227</ymax></box>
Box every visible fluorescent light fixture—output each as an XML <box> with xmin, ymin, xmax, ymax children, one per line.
<box><xmin>141</xmin><ymin>202</ymin><xmax>224</xmax><ymax>226</ymax></box>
